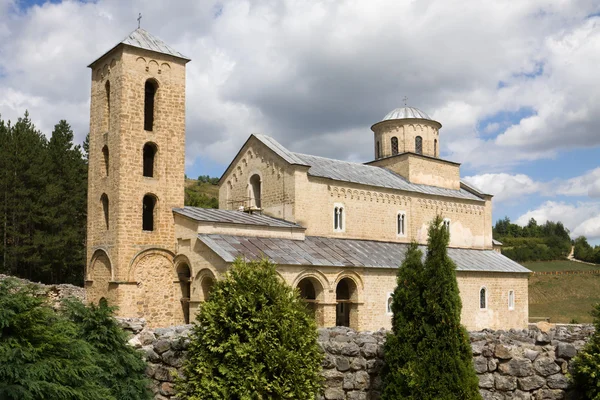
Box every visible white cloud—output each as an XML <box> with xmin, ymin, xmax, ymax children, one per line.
<box><xmin>463</xmin><ymin>173</ymin><xmax>544</xmax><ymax>203</ymax></box>
<box><xmin>516</xmin><ymin>201</ymin><xmax>600</xmax><ymax>240</ymax></box>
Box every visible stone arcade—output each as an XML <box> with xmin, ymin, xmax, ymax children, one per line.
<box><xmin>85</xmin><ymin>28</ymin><xmax>530</xmax><ymax>330</ymax></box>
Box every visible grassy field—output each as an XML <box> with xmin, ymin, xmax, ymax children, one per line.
<box><xmin>523</xmin><ymin>259</ymin><xmax>599</xmax><ymax>272</ymax></box>
<box><xmin>529</xmin><ymin>273</ymin><xmax>600</xmax><ymax>323</ymax></box>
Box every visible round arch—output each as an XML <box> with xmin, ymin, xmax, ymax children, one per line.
<box><xmin>86</xmin><ymin>249</ymin><xmax>114</xmax><ymax>306</ymax></box>
<box><xmin>192</xmin><ymin>268</ymin><xmax>217</xmax><ymax>303</ymax></box>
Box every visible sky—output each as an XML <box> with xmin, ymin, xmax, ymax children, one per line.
<box><xmin>1</xmin><ymin>0</ymin><xmax>600</xmax><ymax>242</ymax></box>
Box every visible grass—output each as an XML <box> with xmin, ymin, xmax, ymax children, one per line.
<box><xmin>523</xmin><ymin>259</ymin><xmax>599</xmax><ymax>272</ymax></box>
<box><xmin>529</xmin><ymin>274</ymin><xmax>600</xmax><ymax>323</ymax></box>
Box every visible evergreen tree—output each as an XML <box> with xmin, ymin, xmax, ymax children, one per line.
<box><xmin>0</xmin><ymin>278</ymin><xmax>112</xmax><ymax>400</ymax></box>
<box><xmin>382</xmin><ymin>215</ymin><xmax>481</xmax><ymax>399</ymax></box>
<box><xmin>570</xmin><ymin>302</ymin><xmax>600</xmax><ymax>399</ymax></box>
<box><xmin>62</xmin><ymin>298</ymin><xmax>151</xmax><ymax>400</ymax></box>
<box><xmin>176</xmin><ymin>258</ymin><xmax>323</xmax><ymax>399</ymax></box>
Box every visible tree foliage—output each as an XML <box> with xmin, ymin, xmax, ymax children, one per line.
<box><xmin>493</xmin><ymin>216</ymin><xmax>572</xmax><ymax>262</ymax></box>
<box><xmin>573</xmin><ymin>236</ymin><xmax>600</xmax><ymax>264</ymax></box>
<box><xmin>0</xmin><ymin>278</ymin><xmax>150</xmax><ymax>400</ymax></box>
<box><xmin>0</xmin><ymin>113</ymin><xmax>87</xmax><ymax>285</ymax></box>
<box><xmin>382</xmin><ymin>215</ymin><xmax>481</xmax><ymax>399</ymax></box>
<box><xmin>176</xmin><ymin>258</ymin><xmax>323</xmax><ymax>399</ymax></box>
<box><xmin>570</xmin><ymin>303</ymin><xmax>600</xmax><ymax>399</ymax></box>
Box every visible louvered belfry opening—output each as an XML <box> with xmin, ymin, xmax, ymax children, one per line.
<box><xmin>144</xmin><ymin>80</ymin><xmax>157</xmax><ymax>131</ymax></box>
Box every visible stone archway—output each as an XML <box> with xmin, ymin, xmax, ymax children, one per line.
<box><xmin>177</xmin><ymin>263</ymin><xmax>192</xmax><ymax>324</ymax></box>
<box><xmin>86</xmin><ymin>250</ymin><xmax>113</xmax><ymax>305</ymax></box>
<box><xmin>296</xmin><ymin>277</ymin><xmax>325</xmax><ymax>326</ymax></box>
<box><xmin>336</xmin><ymin>277</ymin><xmax>359</xmax><ymax>329</ymax></box>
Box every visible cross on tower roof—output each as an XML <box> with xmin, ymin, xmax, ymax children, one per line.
<box><xmin>403</xmin><ymin>96</ymin><xmax>408</xmax><ymax>106</ymax></box>
<box><xmin>137</xmin><ymin>13</ymin><xmax>142</xmax><ymax>29</ymax></box>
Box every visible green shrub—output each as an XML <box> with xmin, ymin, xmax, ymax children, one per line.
<box><xmin>382</xmin><ymin>216</ymin><xmax>481</xmax><ymax>399</ymax></box>
<box><xmin>570</xmin><ymin>303</ymin><xmax>600</xmax><ymax>399</ymax></box>
<box><xmin>0</xmin><ymin>278</ymin><xmax>111</xmax><ymax>400</ymax></box>
<box><xmin>176</xmin><ymin>258</ymin><xmax>323</xmax><ymax>399</ymax></box>
<box><xmin>62</xmin><ymin>298</ymin><xmax>151</xmax><ymax>400</ymax></box>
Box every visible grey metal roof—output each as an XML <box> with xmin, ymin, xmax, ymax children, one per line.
<box><xmin>383</xmin><ymin>107</ymin><xmax>432</xmax><ymax>121</ymax></box>
<box><xmin>197</xmin><ymin>234</ymin><xmax>531</xmax><ymax>274</ymax></box>
<box><xmin>121</xmin><ymin>28</ymin><xmax>189</xmax><ymax>60</ymax></box>
<box><xmin>252</xmin><ymin>134</ymin><xmax>309</xmax><ymax>166</ymax></box>
<box><xmin>292</xmin><ymin>153</ymin><xmax>484</xmax><ymax>202</ymax></box>
<box><xmin>173</xmin><ymin>207</ymin><xmax>304</xmax><ymax>229</ymax></box>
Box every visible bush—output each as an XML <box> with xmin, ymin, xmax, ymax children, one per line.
<box><xmin>0</xmin><ymin>278</ymin><xmax>111</xmax><ymax>400</ymax></box>
<box><xmin>382</xmin><ymin>216</ymin><xmax>481</xmax><ymax>399</ymax></box>
<box><xmin>176</xmin><ymin>258</ymin><xmax>323</xmax><ymax>399</ymax></box>
<box><xmin>570</xmin><ymin>303</ymin><xmax>600</xmax><ymax>399</ymax></box>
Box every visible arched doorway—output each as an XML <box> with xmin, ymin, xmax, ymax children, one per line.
<box><xmin>177</xmin><ymin>263</ymin><xmax>191</xmax><ymax>324</ymax></box>
<box><xmin>336</xmin><ymin>277</ymin><xmax>358</xmax><ymax>329</ymax></box>
<box><xmin>297</xmin><ymin>277</ymin><xmax>324</xmax><ymax>326</ymax></box>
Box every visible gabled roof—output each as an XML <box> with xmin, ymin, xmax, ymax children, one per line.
<box><xmin>197</xmin><ymin>234</ymin><xmax>531</xmax><ymax>274</ymax></box>
<box><xmin>89</xmin><ymin>28</ymin><xmax>190</xmax><ymax>67</ymax></box>
<box><xmin>173</xmin><ymin>207</ymin><xmax>304</xmax><ymax>229</ymax></box>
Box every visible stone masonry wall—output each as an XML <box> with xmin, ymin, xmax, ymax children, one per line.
<box><xmin>117</xmin><ymin>319</ymin><xmax>594</xmax><ymax>400</ymax></box>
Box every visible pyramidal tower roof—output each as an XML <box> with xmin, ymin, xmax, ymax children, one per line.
<box><xmin>89</xmin><ymin>28</ymin><xmax>190</xmax><ymax>67</ymax></box>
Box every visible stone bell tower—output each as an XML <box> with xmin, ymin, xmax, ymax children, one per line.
<box><xmin>85</xmin><ymin>28</ymin><xmax>191</xmax><ymax>327</ymax></box>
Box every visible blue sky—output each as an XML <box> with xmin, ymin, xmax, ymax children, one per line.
<box><xmin>1</xmin><ymin>0</ymin><xmax>600</xmax><ymax>242</ymax></box>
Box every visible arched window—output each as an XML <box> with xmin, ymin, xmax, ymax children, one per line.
<box><xmin>391</xmin><ymin>137</ymin><xmax>398</xmax><ymax>155</ymax></box>
<box><xmin>508</xmin><ymin>290</ymin><xmax>515</xmax><ymax>310</ymax></box>
<box><xmin>143</xmin><ymin>143</ymin><xmax>157</xmax><ymax>177</ymax></box>
<box><xmin>100</xmin><ymin>193</ymin><xmax>109</xmax><ymax>230</ymax></box>
<box><xmin>434</xmin><ymin>139</ymin><xmax>437</xmax><ymax>157</ymax></box>
<box><xmin>102</xmin><ymin>146</ymin><xmax>109</xmax><ymax>177</ymax></box>
<box><xmin>142</xmin><ymin>194</ymin><xmax>156</xmax><ymax>231</ymax></box>
<box><xmin>144</xmin><ymin>80</ymin><xmax>157</xmax><ymax>131</ymax></box>
<box><xmin>415</xmin><ymin>136</ymin><xmax>423</xmax><ymax>155</ymax></box>
<box><xmin>376</xmin><ymin>141</ymin><xmax>381</xmax><ymax>159</ymax></box>
<box><xmin>480</xmin><ymin>287</ymin><xmax>487</xmax><ymax>309</ymax></box>
<box><xmin>249</xmin><ymin>174</ymin><xmax>261</xmax><ymax>208</ymax></box>
<box><xmin>105</xmin><ymin>80</ymin><xmax>110</xmax><ymax>132</ymax></box>
<box><xmin>397</xmin><ymin>212</ymin><xmax>406</xmax><ymax>236</ymax></box>
<box><xmin>443</xmin><ymin>218</ymin><xmax>451</xmax><ymax>232</ymax></box>
<box><xmin>336</xmin><ymin>278</ymin><xmax>358</xmax><ymax>328</ymax></box>
<box><xmin>334</xmin><ymin>204</ymin><xmax>344</xmax><ymax>232</ymax></box>
<box><xmin>177</xmin><ymin>264</ymin><xmax>192</xmax><ymax>324</ymax></box>
<box><xmin>386</xmin><ymin>293</ymin><xmax>393</xmax><ymax>314</ymax></box>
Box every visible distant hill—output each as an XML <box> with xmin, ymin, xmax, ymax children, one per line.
<box><xmin>184</xmin><ymin>177</ymin><xmax>219</xmax><ymax>209</ymax></box>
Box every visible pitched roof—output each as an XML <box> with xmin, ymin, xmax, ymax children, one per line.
<box><xmin>197</xmin><ymin>234</ymin><xmax>531</xmax><ymax>274</ymax></box>
<box><xmin>173</xmin><ymin>207</ymin><xmax>304</xmax><ymax>229</ymax></box>
<box><xmin>89</xmin><ymin>28</ymin><xmax>190</xmax><ymax>67</ymax></box>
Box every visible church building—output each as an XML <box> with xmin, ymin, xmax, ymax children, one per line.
<box><xmin>85</xmin><ymin>28</ymin><xmax>530</xmax><ymax>331</ymax></box>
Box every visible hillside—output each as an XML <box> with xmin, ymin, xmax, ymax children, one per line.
<box><xmin>184</xmin><ymin>177</ymin><xmax>219</xmax><ymax>208</ymax></box>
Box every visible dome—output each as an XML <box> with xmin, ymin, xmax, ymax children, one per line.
<box><xmin>382</xmin><ymin>106</ymin><xmax>431</xmax><ymax>121</ymax></box>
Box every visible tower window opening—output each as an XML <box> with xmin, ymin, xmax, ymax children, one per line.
<box><xmin>508</xmin><ymin>290</ymin><xmax>515</xmax><ymax>310</ymax></box>
<box><xmin>434</xmin><ymin>139</ymin><xmax>437</xmax><ymax>157</ymax></box>
<box><xmin>143</xmin><ymin>143</ymin><xmax>157</xmax><ymax>177</ymax></box>
<box><xmin>249</xmin><ymin>174</ymin><xmax>261</xmax><ymax>208</ymax></box>
<box><xmin>391</xmin><ymin>137</ymin><xmax>398</xmax><ymax>155</ymax></box>
<box><xmin>142</xmin><ymin>194</ymin><xmax>156</xmax><ymax>231</ymax></box>
<box><xmin>100</xmin><ymin>194</ymin><xmax>109</xmax><ymax>230</ymax></box>
<box><xmin>480</xmin><ymin>287</ymin><xmax>487</xmax><ymax>309</ymax></box>
<box><xmin>105</xmin><ymin>80</ymin><xmax>110</xmax><ymax>132</ymax></box>
<box><xmin>397</xmin><ymin>212</ymin><xmax>406</xmax><ymax>236</ymax></box>
<box><xmin>415</xmin><ymin>136</ymin><xmax>423</xmax><ymax>155</ymax></box>
<box><xmin>334</xmin><ymin>205</ymin><xmax>344</xmax><ymax>232</ymax></box>
<box><xmin>144</xmin><ymin>80</ymin><xmax>157</xmax><ymax>131</ymax></box>
<box><xmin>376</xmin><ymin>141</ymin><xmax>381</xmax><ymax>159</ymax></box>
<box><xmin>102</xmin><ymin>146</ymin><xmax>109</xmax><ymax>177</ymax></box>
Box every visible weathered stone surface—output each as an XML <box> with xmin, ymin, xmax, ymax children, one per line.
<box><xmin>546</xmin><ymin>373</ymin><xmax>569</xmax><ymax>389</ymax></box>
<box><xmin>474</xmin><ymin>356</ymin><xmax>489</xmax><ymax>373</ymax></box>
<box><xmin>138</xmin><ymin>330</ymin><xmax>156</xmax><ymax>346</ymax></box>
<box><xmin>495</xmin><ymin>344</ymin><xmax>513</xmax><ymax>359</ymax></box>
<box><xmin>361</xmin><ymin>343</ymin><xmax>378</xmax><ymax>359</ymax></box>
<box><xmin>534</xmin><ymin>388</ymin><xmax>564</xmax><ymax>400</ymax></box>
<box><xmin>488</xmin><ymin>357</ymin><xmax>498</xmax><ymax>372</ymax></box>
<box><xmin>555</xmin><ymin>342</ymin><xmax>577</xmax><ymax>360</ymax></box>
<box><xmin>478</xmin><ymin>373</ymin><xmax>494</xmax><ymax>389</ymax></box>
<box><xmin>154</xmin><ymin>365</ymin><xmax>176</xmax><ymax>382</ymax></box>
<box><xmin>153</xmin><ymin>339</ymin><xmax>171</xmax><ymax>354</ymax></box>
<box><xmin>518</xmin><ymin>375</ymin><xmax>546</xmax><ymax>391</ymax></box>
<box><xmin>350</xmin><ymin>357</ymin><xmax>367</xmax><ymax>371</ymax></box>
<box><xmin>347</xmin><ymin>391</ymin><xmax>367</xmax><ymax>400</ymax></box>
<box><xmin>524</xmin><ymin>349</ymin><xmax>539</xmax><ymax>361</ymax></box>
<box><xmin>162</xmin><ymin>350</ymin><xmax>183</xmax><ymax>368</ymax></box>
<box><xmin>533</xmin><ymin>357</ymin><xmax>561</xmax><ymax>376</ymax></box>
<box><xmin>495</xmin><ymin>374</ymin><xmax>517</xmax><ymax>391</ymax></box>
<box><xmin>498</xmin><ymin>358</ymin><xmax>534</xmax><ymax>377</ymax></box>
<box><xmin>324</xmin><ymin>388</ymin><xmax>345</xmax><ymax>400</ymax></box>
<box><xmin>354</xmin><ymin>371</ymin><xmax>370</xmax><ymax>390</ymax></box>
<box><xmin>322</xmin><ymin>368</ymin><xmax>344</xmax><ymax>387</ymax></box>
<box><xmin>472</xmin><ymin>341</ymin><xmax>485</xmax><ymax>355</ymax></box>
<box><xmin>335</xmin><ymin>356</ymin><xmax>350</xmax><ymax>372</ymax></box>
<box><xmin>159</xmin><ymin>382</ymin><xmax>176</xmax><ymax>397</ymax></box>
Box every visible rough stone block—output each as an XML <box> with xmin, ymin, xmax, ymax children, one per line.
<box><xmin>517</xmin><ymin>375</ymin><xmax>545</xmax><ymax>391</ymax></box>
<box><xmin>555</xmin><ymin>342</ymin><xmax>577</xmax><ymax>360</ymax></box>
<box><xmin>335</xmin><ymin>356</ymin><xmax>350</xmax><ymax>372</ymax></box>
<box><xmin>546</xmin><ymin>373</ymin><xmax>569</xmax><ymax>389</ymax></box>
<box><xmin>495</xmin><ymin>373</ymin><xmax>517</xmax><ymax>391</ymax></box>
<box><xmin>533</xmin><ymin>357</ymin><xmax>561</xmax><ymax>376</ymax></box>
<box><xmin>498</xmin><ymin>358</ymin><xmax>534</xmax><ymax>377</ymax></box>
<box><xmin>495</xmin><ymin>344</ymin><xmax>513</xmax><ymax>359</ymax></box>
<box><xmin>324</xmin><ymin>388</ymin><xmax>345</xmax><ymax>400</ymax></box>
<box><xmin>478</xmin><ymin>373</ymin><xmax>494</xmax><ymax>389</ymax></box>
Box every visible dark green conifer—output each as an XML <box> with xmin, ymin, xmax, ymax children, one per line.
<box><xmin>569</xmin><ymin>303</ymin><xmax>600</xmax><ymax>399</ymax></box>
<box><xmin>176</xmin><ymin>258</ymin><xmax>323</xmax><ymax>399</ymax></box>
<box><xmin>382</xmin><ymin>215</ymin><xmax>481</xmax><ymax>399</ymax></box>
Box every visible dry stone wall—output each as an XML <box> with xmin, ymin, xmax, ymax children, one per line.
<box><xmin>117</xmin><ymin>319</ymin><xmax>594</xmax><ymax>400</ymax></box>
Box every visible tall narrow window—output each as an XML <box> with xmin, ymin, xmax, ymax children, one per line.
<box><xmin>142</xmin><ymin>194</ymin><xmax>156</xmax><ymax>231</ymax></box>
<box><xmin>334</xmin><ymin>204</ymin><xmax>344</xmax><ymax>231</ymax></box>
<box><xmin>143</xmin><ymin>143</ymin><xmax>157</xmax><ymax>177</ymax></box>
<box><xmin>376</xmin><ymin>141</ymin><xmax>381</xmax><ymax>159</ymax></box>
<box><xmin>415</xmin><ymin>136</ymin><xmax>423</xmax><ymax>155</ymax></box>
<box><xmin>386</xmin><ymin>293</ymin><xmax>393</xmax><ymax>314</ymax></box>
<box><xmin>249</xmin><ymin>174</ymin><xmax>261</xmax><ymax>208</ymax></box>
<box><xmin>102</xmin><ymin>146</ymin><xmax>109</xmax><ymax>177</ymax></box>
<box><xmin>443</xmin><ymin>218</ymin><xmax>451</xmax><ymax>232</ymax></box>
<box><xmin>434</xmin><ymin>139</ymin><xmax>437</xmax><ymax>157</ymax></box>
<box><xmin>508</xmin><ymin>290</ymin><xmax>515</xmax><ymax>310</ymax></box>
<box><xmin>105</xmin><ymin>80</ymin><xmax>110</xmax><ymax>132</ymax></box>
<box><xmin>397</xmin><ymin>212</ymin><xmax>406</xmax><ymax>236</ymax></box>
<box><xmin>100</xmin><ymin>194</ymin><xmax>109</xmax><ymax>230</ymax></box>
<box><xmin>391</xmin><ymin>137</ymin><xmax>398</xmax><ymax>155</ymax></box>
<box><xmin>480</xmin><ymin>287</ymin><xmax>487</xmax><ymax>309</ymax></box>
<box><xmin>144</xmin><ymin>80</ymin><xmax>157</xmax><ymax>131</ymax></box>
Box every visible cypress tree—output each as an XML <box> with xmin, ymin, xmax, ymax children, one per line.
<box><xmin>382</xmin><ymin>215</ymin><xmax>481</xmax><ymax>399</ymax></box>
<box><xmin>569</xmin><ymin>302</ymin><xmax>600</xmax><ymax>399</ymax></box>
<box><xmin>176</xmin><ymin>258</ymin><xmax>323</xmax><ymax>399</ymax></box>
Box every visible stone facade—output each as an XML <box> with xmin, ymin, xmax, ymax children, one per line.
<box><xmin>118</xmin><ymin>320</ymin><xmax>592</xmax><ymax>400</ymax></box>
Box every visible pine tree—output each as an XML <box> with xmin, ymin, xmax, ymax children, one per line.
<box><xmin>176</xmin><ymin>258</ymin><xmax>323</xmax><ymax>399</ymax></box>
<box><xmin>0</xmin><ymin>278</ymin><xmax>113</xmax><ymax>400</ymax></box>
<box><xmin>382</xmin><ymin>215</ymin><xmax>481</xmax><ymax>399</ymax></box>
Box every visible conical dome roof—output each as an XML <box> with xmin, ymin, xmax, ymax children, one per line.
<box><xmin>382</xmin><ymin>106</ymin><xmax>431</xmax><ymax>121</ymax></box>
